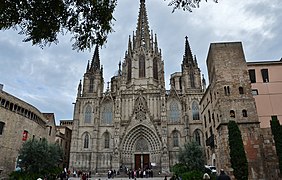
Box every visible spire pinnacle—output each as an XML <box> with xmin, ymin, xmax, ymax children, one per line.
<box><xmin>127</xmin><ymin>35</ymin><xmax>132</xmax><ymax>57</ymax></box>
<box><xmin>90</xmin><ymin>45</ymin><xmax>100</xmax><ymax>71</ymax></box>
<box><xmin>183</xmin><ymin>36</ymin><xmax>194</xmax><ymax>66</ymax></box>
<box><xmin>135</xmin><ymin>0</ymin><xmax>150</xmax><ymax>49</ymax></box>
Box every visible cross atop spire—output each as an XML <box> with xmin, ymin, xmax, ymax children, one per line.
<box><xmin>135</xmin><ymin>0</ymin><xmax>150</xmax><ymax>49</ymax></box>
<box><xmin>183</xmin><ymin>36</ymin><xmax>194</xmax><ymax>66</ymax></box>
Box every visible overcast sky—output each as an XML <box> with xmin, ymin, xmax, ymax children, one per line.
<box><xmin>0</xmin><ymin>0</ymin><xmax>281</xmax><ymax>124</ymax></box>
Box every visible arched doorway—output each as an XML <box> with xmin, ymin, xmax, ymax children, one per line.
<box><xmin>121</xmin><ymin>125</ymin><xmax>162</xmax><ymax>171</ymax></box>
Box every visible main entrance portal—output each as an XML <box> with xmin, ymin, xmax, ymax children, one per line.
<box><xmin>134</xmin><ymin>154</ymin><xmax>149</xmax><ymax>170</ymax></box>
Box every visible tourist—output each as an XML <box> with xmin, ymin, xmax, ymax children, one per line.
<box><xmin>216</xmin><ymin>169</ymin><xmax>231</xmax><ymax>180</ymax></box>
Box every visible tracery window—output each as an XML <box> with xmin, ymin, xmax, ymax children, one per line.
<box><xmin>169</xmin><ymin>100</ymin><xmax>180</xmax><ymax>123</ymax></box>
<box><xmin>192</xmin><ymin>101</ymin><xmax>200</xmax><ymax>120</ymax></box>
<box><xmin>173</xmin><ymin>131</ymin><xmax>179</xmax><ymax>147</ymax></box>
<box><xmin>102</xmin><ymin>102</ymin><xmax>113</xmax><ymax>124</ymax></box>
<box><xmin>104</xmin><ymin>132</ymin><xmax>110</xmax><ymax>148</ymax></box>
<box><xmin>84</xmin><ymin>105</ymin><xmax>92</xmax><ymax>123</ymax></box>
<box><xmin>136</xmin><ymin>138</ymin><xmax>148</xmax><ymax>151</ymax></box>
<box><xmin>139</xmin><ymin>55</ymin><xmax>145</xmax><ymax>78</ymax></box>
<box><xmin>84</xmin><ymin>133</ymin><xmax>89</xmax><ymax>149</ymax></box>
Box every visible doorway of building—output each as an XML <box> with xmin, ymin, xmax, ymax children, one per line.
<box><xmin>134</xmin><ymin>154</ymin><xmax>149</xmax><ymax>170</ymax></box>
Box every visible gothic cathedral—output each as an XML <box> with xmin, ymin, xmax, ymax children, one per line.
<box><xmin>69</xmin><ymin>0</ymin><xmax>205</xmax><ymax>173</ymax></box>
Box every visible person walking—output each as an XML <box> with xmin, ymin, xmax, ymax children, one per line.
<box><xmin>216</xmin><ymin>169</ymin><xmax>231</xmax><ymax>180</ymax></box>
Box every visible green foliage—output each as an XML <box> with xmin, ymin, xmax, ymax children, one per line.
<box><xmin>181</xmin><ymin>170</ymin><xmax>203</xmax><ymax>180</ymax></box>
<box><xmin>228</xmin><ymin>120</ymin><xmax>248</xmax><ymax>180</ymax></box>
<box><xmin>171</xmin><ymin>163</ymin><xmax>188</xmax><ymax>175</ymax></box>
<box><xmin>270</xmin><ymin>116</ymin><xmax>282</xmax><ymax>173</ymax></box>
<box><xmin>167</xmin><ymin>0</ymin><xmax>218</xmax><ymax>12</ymax></box>
<box><xmin>9</xmin><ymin>138</ymin><xmax>63</xmax><ymax>179</ymax></box>
<box><xmin>178</xmin><ymin>141</ymin><xmax>205</xmax><ymax>172</ymax></box>
<box><xmin>0</xmin><ymin>0</ymin><xmax>116</xmax><ymax>51</ymax></box>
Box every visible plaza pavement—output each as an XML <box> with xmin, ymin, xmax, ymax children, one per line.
<box><xmin>68</xmin><ymin>177</ymin><xmax>166</xmax><ymax>180</ymax></box>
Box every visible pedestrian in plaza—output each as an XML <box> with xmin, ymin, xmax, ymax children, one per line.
<box><xmin>216</xmin><ymin>169</ymin><xmax>231</xmax><ymax>180</ymax></box>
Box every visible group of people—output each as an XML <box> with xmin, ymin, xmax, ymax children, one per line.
<box><xmin>203</xmin><ymin>169</ymin><xmax>231</xmax><ymax>180</ymax></box>
<box><xmin>127</xmin><ymin>168</ymin><xmax>154</xmax><ymax>179</ymax></box>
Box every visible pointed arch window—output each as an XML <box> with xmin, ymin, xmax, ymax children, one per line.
<box><xmin>84</xmin><ymin>133</ymin><xmax>90</xmax><ymax>149</ymax></box>
<box><xmin>139</xmin><ymin>55</ymin><xmax>145</xmax><ymax>78</ymax></box>
<box><xmin>192</xmin><ymin>101</ymin><xmax>200</xmax><ymax>120</ymax></box>
<box><xmin>127</xmin><ymin>58</ymin><xmax>132</xmax><ymax>81</ymax></box>
<box><xmin>173</xmin><ymin>131</ymin><xmax>179</xmax><ymax>147</ymax></box>
<box><xmin>194</xmin><ymin>130</ymin><xmax>201</xmax><ymax>146</ymax></box>
<box><xmin>84</xmin><ymin>105</ymin><xmax>92</xmax><ymax>123</ymax></box>
<box><xmin>102</xmin><ymin>102</ymin><xmax>113</xmax><ymax>124</ymax></box>
<box><xmin>153</xmin><ymin>58</ymin><xmax>158</xmax><ymax>80</ymax></box>
<box><xmin>190</xmin><ymin>72</ymin><xmax>195</xmax><ymax>88</ymax></box>
<box><xmin>89</xmin><ymin>78</ymin><xmax>94</xmax><ymax>92</ymax></box>
<box><xmin>169</xmin><ymin>100</ymin><xmax>180</xmax><ymax>122</ymax></box>
<box><xmin>104</xmin><ymin>132</ymin><xmax>110</xmax><ymax>148</ymax></box>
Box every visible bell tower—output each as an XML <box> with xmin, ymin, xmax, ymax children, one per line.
<box><xmin>122</xmin><ymin>0</ymin><xmax>165</xmax><ymax>90</ymax></box>
<box><xmin>79</xmin><ymin>45</ymin><xmax>104</xmax><ymax>98</ymax></box>
<box><xmin>181</xmin><ymin>36</ymin><xmax>202</xmax><ymax>92</ymax></box>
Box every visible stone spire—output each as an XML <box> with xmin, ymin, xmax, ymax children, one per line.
<box><xmin>90</xmin><ymin>45</ymin><xmax>100</xmax><ymax>71</ymax></box>
<box><xmin>77</xmin><ymin>80</ymin><xmax>82</xmax><ymax>97</ymax></box>
<box><xmin>127</xmin><ymin>35</ymin><xmax>132</xmax><ymax>57</ymax></box>
<box><xmin>183</xmin><ymin>36</ymin><xmax>194</xmax><ymax>66</ymax></box>
<box><xmin>135</xmin><ymin>0</ymin><xmax>150</xmax><ymax>49</ymax></box>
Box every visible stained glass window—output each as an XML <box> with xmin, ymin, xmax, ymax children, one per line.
<box><xmin>84</xmin><ymin>105</ymin><xmax>92</xmax><ymax>123</ymax></box>
<box><xmin>192</xmin><ymin>101</ymin><xmax>200</xmax><ymax>120</ymax></box>
<box><xmin>102</xmin><ymin>102</ymin><xmax>113</xmax><ymax>124</ymax></box>
<box><xmin>84</xmin><ymin>133</ymin><xmax>89</xmax><ymax>148</ymax></box>
<box><xmin>169</xmin><ymin>101</ymin><xmax>180</xmax><ymax>122</ymax></box>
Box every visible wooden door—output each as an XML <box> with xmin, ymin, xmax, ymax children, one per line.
<box><xmin>135</xmin><ymin>154</ymin><xmax>141</xmax><ymax>170</ymax></box>
<box><xmin>143</xmin><ymin>154</ymin><xmax>149</xmax><ymax>169</ymax></box>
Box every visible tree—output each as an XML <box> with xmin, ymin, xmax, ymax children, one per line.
<box><xmin>10</xmin><ymin>138</ymin><xmax>63</xmax><ymax>179</ymax></box>
<box><xmin>270</xmin><ymin>115</ymin><xmax>282</xmax><ymax>173</ymax></box>
<box><xmin>168</xmin><ymin>0</ymin><xmax>218</xmax><ymax>12</ymax></box>
<box><xmin>0</xmin><ymin>0</ymin><xmax>218</xmax><ymax>51</ymax></box>
<box><xmin>0</xmin><ymin>0</ymin><xmax>116</xmax><ymax>51</ymax></box>
<box><xmin>228</xmin><ymin>120</ymin><xmax>248</xmax><ymax>180</ymax></box>
<box><xmin>178</xmin><ymin>141</ymin><xmax>205</xmax><ymax>172</ymax></box>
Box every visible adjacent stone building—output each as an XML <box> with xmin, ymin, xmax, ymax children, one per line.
<box><xmin>56</xmin><ymin>120</ymin><xmax>73</xmax><ymax>169</ymax></box>
<box><xmin>69</xmin><ymin>0</ymin><xmax>204</xmax><ymax>174</ymax></box>
<box><xmin>201</xmin><ymin>42</ymin><xmax>280</xmax><ymax>179</ymax></box>
<box><xmin>0</xmin><ymin>85</ymin><xmax>57</xmax><ymax>178</ymax></box>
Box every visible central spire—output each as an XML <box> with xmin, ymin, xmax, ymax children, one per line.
<box><xmin>135</xmin><ymin>0</ymin><xmax>150</xmax><ymax>49</ymax></box>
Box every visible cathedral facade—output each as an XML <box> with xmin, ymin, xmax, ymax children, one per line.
<box><xmin>69</xmin><ymin>0</ymin><xmax>204</xmax><ymax>173</ymax></box>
